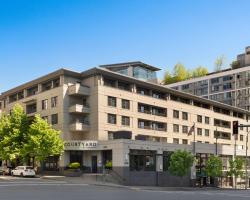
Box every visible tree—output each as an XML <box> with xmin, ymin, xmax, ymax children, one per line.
<box><xmin>169</xmin><ymin>150</ymin><xmax>194</xmax><ymax>177</ymax></box>
<box><xmin>0</xmin><ymin>104</ymin><xmax>29</xmax><ymax>164</ymax></box>
<box><xmin>192</xmin><ymin>66</ymin><xmax>208</xmax><ymax>78</ymax></box>
<box><xmin>164</xmin><ymin>70</ymin><xmax>176</xmax><ymax>84</ymax></box>
<box><xmin>163</xmin><ymin>63</ymin><xmax>209</xmax><ymax>85</ymax></box>
<box><xmin>205</xmin><ymin>156</ymin><xmax>223</xmax><ymax>186</ymax></box>
<box><xmin>227</xmin><ymin>157</ymin><xmax>245</xmax><ymax>189</ymax></box>
<box><xmin>173</xmin><ymin>63</ymin><xmax>188</xmax><ymax>82</ymax></box>
<box><xmin>214</xmin><ymin>55</ymin><xmax>226</xmax><ymax>72</ymax></box>
<box><xmin>23</xmin><ymin>115</ymin><xmax>64</xmax><ymax>163</ymax></box>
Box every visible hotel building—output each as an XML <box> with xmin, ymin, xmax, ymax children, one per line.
<box><xmin>0</xmin><ymin>61</ymin><xmax>250</xmax><ymax>186</ymax></box>
<box><xmin>167</xmin><ymin>46</ymin><xmax>250</xmax><ymax>111</ymax></box>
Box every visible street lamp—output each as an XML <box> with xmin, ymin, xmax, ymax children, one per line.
<box><xmin>215</xmin><ymin>126</ymin><xmax>218</xmax><ymax>156</ymax></box>
<box><xmin>245</xmin><ymin>131</ymin><xmax>249</xmax><ymax>190</ymax></box>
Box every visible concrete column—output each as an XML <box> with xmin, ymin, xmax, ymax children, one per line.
<box><xmin>156</xmin><ymin>150</ymin><xmax>163</xmax><ymax>172</ymax></box>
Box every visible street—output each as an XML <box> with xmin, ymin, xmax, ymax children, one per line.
<box><xmin>0</xmin><ymin>177</ymin><xmax>250</xmax><ymax>200</ymax></box>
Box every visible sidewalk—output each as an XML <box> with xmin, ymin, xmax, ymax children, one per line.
<box><xmin>40</xmin><ymin>175</ymin><xmax>235</xmax><ymax>191</ymax></box>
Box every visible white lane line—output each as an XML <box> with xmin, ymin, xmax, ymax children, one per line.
<box><xmin>0</xmin><ymin>181</ymin><xmax>67</xmax><ymax>184</ymax></box>
<box><xmin>0</xmin><ymin>183</ymin><xmax>89</xmax><ymax>187</ymax></box>
<box><xmin>139</xmin><ymin>189</ymin><xmax>250</xmax><ymax>198</ymax></box>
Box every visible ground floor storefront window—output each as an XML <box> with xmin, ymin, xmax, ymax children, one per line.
<box><xmin>163</xmin><ymin>151</ymin><xmax>173</xmax><ymax>171</ymax></box>
<box><xmin>129</xmin><ymin>150</ymin><xmax>156</xmax><ymax>171</ymax></box>
<box><xmin>69</xmin><ymin>151</ymin><xmax>83</xmax><ymax>165</ymax></box>
<box><xmin>43</xmin><ymin>156</ymin><xmax>59</xmax><ymax>171</ymax></box>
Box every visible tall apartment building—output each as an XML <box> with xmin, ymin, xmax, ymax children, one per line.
<box><xmin>166</xmin><ymin>46</ymin><xmax>250</xmax><ymax>111</ymax></box>
<box><xmin>0</xmin><ymin>61</ymin><xmax>250</xmax><ymax>186</ymax></box>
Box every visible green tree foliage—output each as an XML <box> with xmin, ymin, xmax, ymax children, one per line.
<box><xmin>214</xmin><ymin>55</ymin><xmax>226</xmax><ymax>72</ymax></box>
<box><xmin>169</xmin><ymin>150</ymin><xmax>194</xmax><ymax>177</ymax></box>
<box><xmin>227</xmin><ymin>157</ymin><xmax>245</xmax><ymax>178</ymax></box>
<box><xmin>0</xmin><ymin>104</ymin><xmax>64</xmax><ymax>166</ymax></box>
<box><xmin>227</xmin><ymin>157</ymin><xmax>245</xmax><ymax>189</ymax></box>
<box><xmin>205</xmin><ymin>156</ymin><xmax>223</xmax><ymax>178</ymax></box>
<box><xmin>192</xmin><ymin>66</ymin><xmax>208</xmax><ymax>78</ymax></box>
<box><xmin>0</xmin><ymin>104</ymin><xmax>29</xmax><ymax>163</ymax></box>
<box><xmin>163</xmin><ymin>63</ymin><xmax>208</xmax><ymax>85</ymax></box>
<box><xmin>23</xmin><ymin>115</ymin><xmax>64</xmax><ymax>162</ymax></box>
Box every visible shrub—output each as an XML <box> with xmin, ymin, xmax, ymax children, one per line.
<box><xmin>105</xmin><ymin>161</ymin><xmax>112</xmax><ymax>169</ymax></box>
<box><xmin>68</xmin><ymin>162</ymin><xmax>80</xmax><ymax>169</ymax></box>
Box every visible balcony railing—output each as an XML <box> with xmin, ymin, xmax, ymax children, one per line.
<box><xmin>68</xmin><ymin>84</ymin><xmax>90</xmax><ymax>96</ymax></box>
<box><xmin>69</xmin><ymin>122</ymin><xmax>90</xmax><ymax>132</ymax></box>
<box><xmin>69</xmin><ymin>104</ymin><xmax>90</xmax><ymax>114</ymax></box>
<box><xmin>138</xmin><ymin>125</ymin><xmax>166</xmax><ymax>132</ymax></box>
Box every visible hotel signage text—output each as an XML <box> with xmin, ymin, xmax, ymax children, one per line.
<box><xmin>64</xmin><ymin>140</ymin><xmax>98</xmax><ymax>150</ymax></box>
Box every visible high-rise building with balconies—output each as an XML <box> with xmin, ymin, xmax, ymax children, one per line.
<box><xmin>166</xmin><ymin>46</ymin><xmax>250</xmax><ymax>111</ymax></box>
<box><xmin>0</xmin><ymin>61</ymin><xmax>250</xmax><ymax>187</ymax></box>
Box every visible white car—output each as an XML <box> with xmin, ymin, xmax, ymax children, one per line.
<box><xmin>11</xmin><ymin>166</ymin><xmax>36</xmax><ymax>177</ymax></box>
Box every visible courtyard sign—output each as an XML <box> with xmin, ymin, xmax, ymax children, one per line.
<box><xmin>64</xmin><ymin>140</ymin><xmax>98</xmax><ymax>150</ymax></box>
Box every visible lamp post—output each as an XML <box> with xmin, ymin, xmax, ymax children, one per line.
<box><xmin>245</xmin><ymin>131</ymin><xmax>249</xmax><ymax>190</ymax></box>
<box><xmin>215</xmin><ymin>126</ymin><xmax>218</xmax><ymax>156</ymax></box>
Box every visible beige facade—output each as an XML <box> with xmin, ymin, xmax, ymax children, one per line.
<box><xmin>1</xmin><ymin>62</ymin><xmax>250</xmax><ymax>186</ymax></box>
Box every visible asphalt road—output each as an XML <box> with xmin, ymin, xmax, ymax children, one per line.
<box><xmin>0</xmin><ymin>178</ymin><xmax>250</xmax><ymax>200</ymax></box>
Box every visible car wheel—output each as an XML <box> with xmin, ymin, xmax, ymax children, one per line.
<box><xmin>20</xmin><ymin>173</ymin><xmax>23</xmax><ymax>177</ymax></box>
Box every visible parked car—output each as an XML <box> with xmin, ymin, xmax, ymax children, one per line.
<box><xmin>0</xmin><ymin>166</ymin><xmax>10</xmax><ymax>175</ymax></box>
<box><xmin>11</xmin><ymin>166</ymin><xmax>36</xmax><ymax>177</ymax></box>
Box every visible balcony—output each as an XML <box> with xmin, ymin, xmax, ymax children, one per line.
<box><xmin>69</xmin><ymin>104</ymin><xmax>90</xmax><ymax>114</ymax></box>
<box><xmin>68</xmin><ymin>84</ymin><xmax>90</xmax><ymax>96</ymax></box>
<box><xmin>69</xmin><ymin>122</ymin><xmax>90</xmax><ymax>132</ymax></box>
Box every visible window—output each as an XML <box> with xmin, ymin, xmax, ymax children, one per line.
<box><xmin>197</xmin><ymin>128</ymin><xmax>202</xmax><ymax>136</ymax></box>
<box><xmin>108</xmin><ymin>96</ymin><xmax>116</xmax><ymax>107</ymax></box>
<box><xmin>42</xmin><ymin>116</ymin><xmax>48</xmax><ymax>122</ymax></box>
<box><xmin>129</xmin><ymin>150</ymin><xmax>156</xmax><ymax>171</ymax></box>
<box><xmin>26</xmin><ymin>103</ymin><xmax>37</xmax><ymax>114</ymax></box>
<box><xmin>182</xmin><ymin>139</ymin><xmax>188</xmax><ymax>144</ymax></box>
<box><xmin>182</xmin><ymin>125</ymin><xmax>188</xmax><ymax>134</ymax></box>
<box><xmin>42</xmin><ymin>81</ymin><xmax>52</xmax><ymax>91</ymax></box>
<box><xmin>122</xmin><ymin>116</ymin><xmax>130</xmax><ymax>126</ymax></box>
<box><xmin>51</xmin><ymin>114</ymin><xmax>58</xmax><ymax>125</ymax></box>
<box><xmin>173</xmin><ymin>110</ymin><xmax>179</xmax><ymax>119</ymax></box>
<box><xmin>205</xmin><ymin>117</ymin><xmax>209</xmax><ymax>124</ymax></box>
<box><xmin>118</xmin><ymin>82</ymin><xmax>130</xmax><ymax>91</ymax></box>
<box><xmin>240</xmin><ymin>135</ymin><xmax>244</xmax><ymax>141</ymax></box>
<box><xmin>107</xmin><ymin>114</ymin><xmax>116</xmax><ymax>124</ymax></box>
<box><xmin>205</xmin><ymin>129</ymin><xmax>209</xmax><ymax>137</ymax></box>
<box><xmin>173</xmin><ymin>138</ymin><xmax>179</xmax><ymax>144</ymax></box>
<box><xmin>223</xmin><ymin>83</ymin><xmax>232</xmax><ymax>90</ymax></box>
<box><xmin>51</xmin><ymin>96</ymin><xmax>58</xmax><ymax>108</ymax></box>
<box><xmin>223</xmin><ymin>75</ymin><xmax>232</xmax><ymax>82</ymax></box>
<box><xmin>104</xmin><ymin>78</ymin><xmax>116</xmax><ymax>87</ymax></box>
<box><xmin>197</xmin><ymin>115</ymin><xmax>202</xmax><ymax>123</ymax></box>
<box><xmin>182</xmin><ymin>112</ymin><xmax>188</xmax><ymax>120</ymax></box>
<box><xmin>211</xmin><ymin>77</ymin><xmax>219</xmax><ymax>84</ymax></box>
<box><xmin>122</xmin><ymin>99</ymin><xmax>130</xmax><ymax>109</ymax></box>
<box><xmin>43</xmin><ymin>155</ymin><xmax>59</xmax><ymax>171</ymax></box>
<box><xmin>108</xmin><ymin>131</ymin><xmax>114</xmax><ymax>140</ymax></box>
<box><xmin>173</xmin><ymin>124</ymin><xmax>179</xmax><ymax>133</ymax></box>
<box><xmin>52</xmin><ymin>78</ymin><xmax>60</xmax><ymax>88</ymax></box>
<box><xmin>42</xmin><ymin>99</ymin><xmax>48</xmax><ymax>110</ymax></box>
<box><xmin>27</xmin><ymin>85</ymin><xmax>38</xmax><ymax>97</ymax></box>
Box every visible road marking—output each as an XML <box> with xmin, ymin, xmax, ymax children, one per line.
<box><xmin>0</xmin><ymin>183</ymin><xmax>89</xmax><ymax>187</ymax></box>
<box><xmin>139</xmin><ymin>189</ymin><xmax>250</xmax><ymax>198</ymax></box>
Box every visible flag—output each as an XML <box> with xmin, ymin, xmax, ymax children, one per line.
<box><xmin>188</xmin><ymin>124</ymin><xmax>195</xmax><ymax>136</ymax></box>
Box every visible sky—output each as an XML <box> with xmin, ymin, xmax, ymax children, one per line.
<box><xmin>1</xmin><ymin>0</ymin><xmax>250</xmax><ymax>93</ymax></box>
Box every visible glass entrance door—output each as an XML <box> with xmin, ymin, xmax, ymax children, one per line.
<box><xmin>91</xmin><ymin>156</ymin><xmax>97</xmax><ymax>173</ymax></box>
